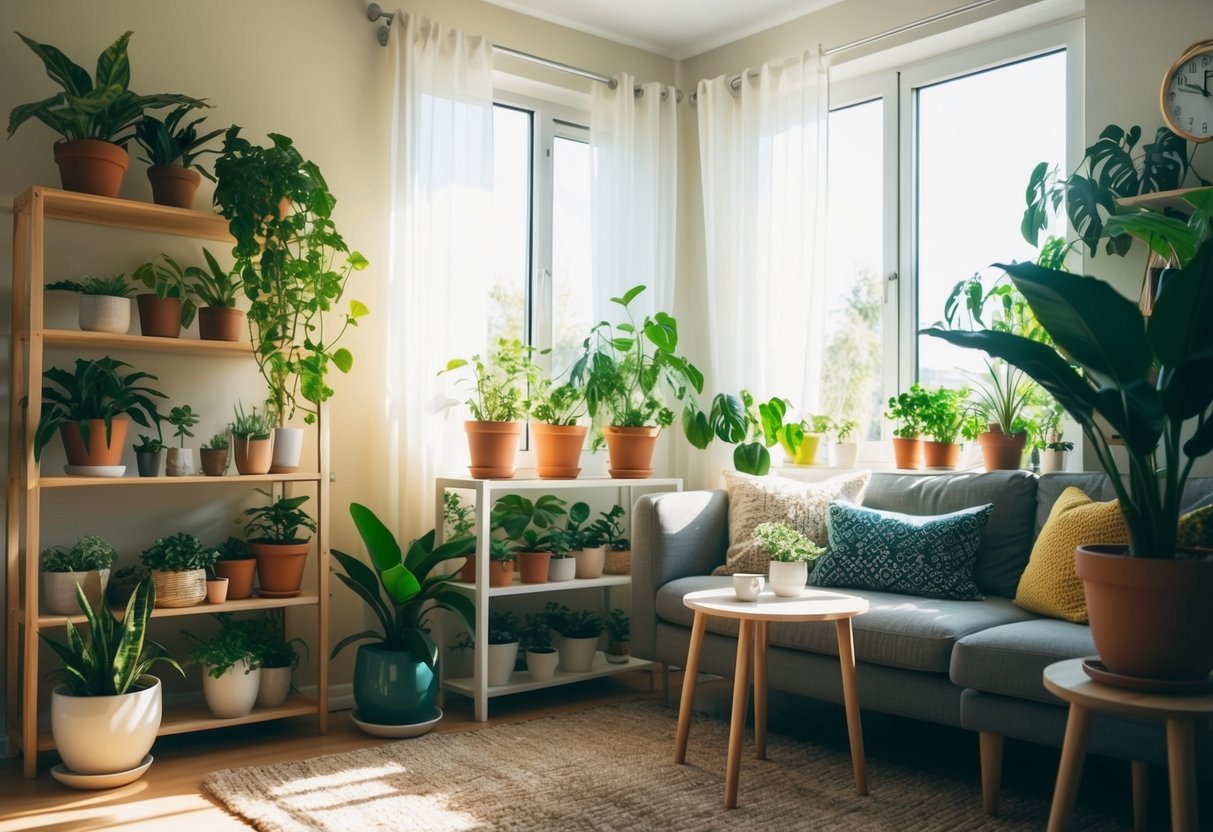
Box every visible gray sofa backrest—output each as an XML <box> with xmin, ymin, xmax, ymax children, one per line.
<box><xmin>1036</xmin><ymin>472</ymin><xmax>1213</xmax><ymax>535</ymax></box>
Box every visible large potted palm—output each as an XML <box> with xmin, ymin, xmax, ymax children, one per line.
<box><xmin>922</xmin><ymin>234</ymin><xmax>1213</xmax><ymax>686</ymax></box>
<box><xmin>331</xmin><ymin>503</ymin><xmax>475</xmax><ymax>730</ymax></box>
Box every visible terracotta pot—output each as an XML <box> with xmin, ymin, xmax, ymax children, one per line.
<box><xmin>214</xmin><ymin>558</ymin><xmax>256</xmax><ymax>600</ymax></box>
<box><xmin>574</xmin><ymin>545</ymin><xmax>606</xmax><ymax>579</ymax></box>
<box><xmin>891</xmin><ymin>436</ymin><xmax>922</xmax><ymax>470</ymax></box>
<box><xmin>147</xmin><ymin>164</ymin><xmax>201</xmax><ymax>209</ymax></box>
<box><xmin>53</xmin><ymin>139</ymin><xmax>128</xmax><ymax>197</ymax></box>
<box><xmin>464</xmin><ymin>421</ymin><xmax>522</xmax><ymax>479</ymax></box>
<box><xmin>457</xmin><ymin>554</ymin><xmax>476</xmax><ymax>583</ymax></box>
<box><xmin>531</xmin><ymin>422</ymin><xmax>587</xmax><ymax>479</ymax></box>
<box><xmin>199</xmin><ymin>447</ymin><xmax>229</xmax><ymax>476</ymax></box>
<box><xmin>922</xmin><ymin>440</ymin><xmax>960</xmax><ymax>469</ymax></box>
<box><xmin>136</xmin><ymin>293</ymin><xmax>182</xmax><ymax>338</ymax></box>
<box><xmin>487</xmin><ymin>559</ymin><xmax>514</xmax><ymax>588</ymax></box>
<box><xmin>603</xmin><ymin>425</ymin><xmax>660</xmax><ymax>478</ymax></box>
<box><xmin>517</xmin><ymin>551</ymin><xmax>551</xmax><ymax>584</ymax></box>
<box><xmin>233</xmin><ymin>436</ymin><xmax>274</xmax><ymax>475</ymax></box>
<box><xmin>1076</xmin><ymin>545</ymin><xmax>1213</xmax><ymax>683</ymax></box>
<box><xmin>978</xmin><ymin>428</ymin><xmax>1026</xmax><ymax>471</ymax></box>
<box><xmin>249</xmin><ymin>541</ymin><xmax>310</xmax><ymax>597</ymax></box>
<box><xmin>60</xmin><ymin>418</ymin><xmax>128</xmax><ymax>467</ymax></box>
<box><xmin>197</xmin><ymin>307</ymin><xmax>245</xmax><ymax>342</ymax></box>
<box><xmin>604</xmin><ymin>548</ymin><xmax>631</xmax><ymax>575</ymax></box>
<box><xmin>206</xmin><ymin>578</ymin><xmax>229</xmax><ymax>605</ymax></box>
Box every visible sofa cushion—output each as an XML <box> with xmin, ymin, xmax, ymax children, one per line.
<box><xmin>711</xmin><ymin>470</ymin><xmax>870</xmax><ymax>576</ymax></box>
<box><xmin>812</xmin><ymin>501</ymin><xmax>990</xmax><ymax>600</ymax></box>
<box><xmin>656</xmin><ymin>575</ymin><xmax>1036</xmax><ymax>673</ymax></box>
<box><xmin>951</xmin><ymin>618</ymin><xmax>1096</xmax><ymax>705</ymax></box>
<box><xmin>863</xmin><ymin>470</ymin><xmax>1037</xmax><ymax>598</ymax></box>
<box><xmin>1036</xmin><ymin>473</ymin><xmax>1213</xmax><ymax>535</ymax></box>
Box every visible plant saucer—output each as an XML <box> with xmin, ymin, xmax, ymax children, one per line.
<box><xmin>607</xmin><ymin>468</ymin><xmax>654</xmax><ymax>479</ymax></box>
<box><xmin>351</xmin><ymin>706</ymin><xmax>442</xmax><ymax>738</ymax></box>
<box><xmin>63</xmin><ymin>465</ymin><xmax>126</xmax><ymax>477</ymax></box>
<box><xmin>1082</xmin><ymin>658</ymin><xmax>1213</xmax><ymax>694</ymax></box>
<box><xmin>51</xmin><ymin>754</ymin><xmax>153</xmax><ymax>790</ymax></box>
<box><xmin>255</xmin><ymin>589</ymin><xmax>302</xmax><ymax>598</ymax></box>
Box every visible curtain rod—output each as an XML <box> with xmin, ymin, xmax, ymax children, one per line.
<box><xmin>688</xmin><ymin>0</ymin><xmax>1005</xmax><ymax>104</ymax></box>
<box><xmin>366</xmin><ymin>4</ymin><xmax>683</xmax><ymax>103</ymax></box>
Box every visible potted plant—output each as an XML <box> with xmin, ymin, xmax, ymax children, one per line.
<box><xmin>140</xmin><ymin>531</ymin><xmax>216</xmax><ymax>608</ymax></box>
<box><xmin>242</xmin><ymin>491</ymin><xmax>317</xmax><ymax>598</ymax></box>
<box><xmin>545</xmin><ymin>602</ymin><xmax>602</xmax><ymax>673</ymax></box>
<box><xmin>605</xmin><ymin>608</ymin><xmax>630</xmax><ymax>664</ymax></box>
<box><xmin>921</xmin><ymin>387</ymin><xmax>968</xmax><ymax>469</ymax></box>
<box><xmin>213</xmin><ymin>127</ymin><xmax>368</xmax><ymax>472</ymax></box>
<box><xmin>46</xmin><ymin>274</ymin><xmax>133</xmax><ymax>334</ymax></box>
<box><xmin>490</xmin><ymin>493</ymin><xmax>566</xmax><ymax>584</ymax></box>
<box><xmin>132</xmin><ymin>254</ymin><xmax>197</xmax><ymax>338</ymax></box>
<box><xmin>833</xmin><ymin>418</ymin><xmax>860</xmax><ymax>468</ymax></box>
<box><xmin>35</xmin><ymin>356</ymin><xmax>166</xmax><ymax>472</ymax></box>
<box><xmin>885</xmin><ymin>384</ymin><xmax>931</xmax><ymax>469</ymax></box>
<box><xmin>922</xmin><ymin>237</ymin><xmax>1213</xmax><ymax>685</ymax></box>
<box><xmin>444</xmin><ymin>491</ymin><xmax>479</xmax><ymax>582</ymax></box>
<box><xmin>783</xmin><ymin>414</ymin><xmax>832</xmax><ymax>465</ymax></box>
<box><xmin>131</xmin><ymin>433</ymin><xmax>165</xmax><ymax>477</ymax></box>
<box><xmin>253</xmin><ymin>612</ymin><xmax>306</xmax><ymax>708</ymax></box>
<box><xmin>200</xmin><ymin>431</ymin><xmax>229</xmax><ymax>477</ymax></box>
<box><xmin>566</xmin><ymin>502</ymin><xmax>606</xmax><ymax>579</ymax></box>
<box><xmin>185</xmin><ymin>248</ymin><xmax>244</xmax><ymax>342</ymax></box>
<box><xmin>330</xmin><ymin>502</ymin><xmax>475</xmax><ymax>727</ymax></box>
<box><xmin>545</xmin><ymin>528</ymin><xmax>577</xmax><ymax>582</ymax></box>
<box><xmin>486</xmin><ymin>610</ymin><xmax>519</xmax><ymax>687</ymax></box>
<box><xmin>41</xmin><ymin>578</ymin><xmax>182</xmax><ymax>777</ymax></box>
<box><xmin>165</xmin><ymin>404</ymin><xmax>199</xmax><ymax>476</ymax></box>
<box><xmin>41</xmin><ymin>534</ymin><xmax>116</xmax><ymax>615</ymax></box>
<box><xmin>486</xmin><ymin>538</ymin><xmax>516</xmax><ymax>588</ymax></box>
<box><xmin>522</xmin><ymin>612</ymin><xmax>559</xmax><ymax>682</ymax></box>
<box><xmin>213</xmin><ymin>536</ymin><xmax>256</xmax><ymax>600</ymax></box>
<box><xmin>183</xmin><ymin>614</ymin><xmax>263</xmax><ymax>718</ymax></box>
<box><xmin>574</xmin><ymin>284</ymin><xmax>704</xmax><ymax>477</ymax></box>
<box><xmin>442</xmin><ymin>338</ymin><xmax>537</xmax><ymax>479</ymax></box>
<box><xmin>8</xmin><ymin>31</ymin><xmax>205</xmax><ymax>197</ymax></box>
<box><xmin>590</xmin><ymin>505</ymin><xmax>631</xmax><ymax>575</ymax></box>
<box><xmin>753</xmin><ymin>521</ymin><xmax>824</xmax><ymax>597</ymax></box>
<box><xmin>134</xmin><ymin>103</ymin><xmax>223</xmax><ymax>208</ymax></box>
<box><xmin>1036</xmin><ymin>402</ymin><xmax>1072</xmax><ymax>475</ymax></box>
<box><xmin>230</xmin><ymin>402</ymin><xmax>274</xmax><ymax>475</ymax></box>
<box><xmin>530</xmin><ymin>378</ymin><xmax>588</xmax><ymax>478</ymax></box>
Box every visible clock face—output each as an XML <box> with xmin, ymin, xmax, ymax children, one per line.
<box><xmin>1163</xmin><ymin>46</ymin><xmax>1213</xmax><ymax>142</ymax></box>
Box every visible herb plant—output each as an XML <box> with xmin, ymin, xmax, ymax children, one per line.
<box><xmin>254</xmin><ymin>612</ymin><xmax>307</xmax><ymax>669</ymax></box>
<box><xmin>885</xmin><ymin>384</ymin><xmax>933</xmax><ymax>438</ymax></box>
<box><xmin>921</xmin><ymin>387</ymin><xmax>969</xmax><ymax>444</ymax></box>
<box><xmin>442</xmin><ymin>338</ymin><xmax>538</xmax><ymax>422</ymax></box>
<box><xmin>605</xmin><ymin>608</ymin><xmax>629</xmax><ymax>642</ymax></box>
<box><xmin>42</xmin><ymin>535</ymin><xmax>117</xmax><ymax>573</ymax></box>
<box><xmin>530</xmin><ymin>379</ymin><xmax>585</xmax><ymax>426</ymax></box>
<box><xmin>443</xmin><ymin>491</ymin><xmax>476</xmax><ymax>540</ymax></box>
<box><xmin>753</xmin><ymin>521</ymin><xmax>825</xmax><ymax>564</ymax></box>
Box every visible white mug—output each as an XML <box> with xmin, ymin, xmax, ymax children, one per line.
<box><xmin>733</xmin><ymin>573</ymin><xmax>764</xmax><ymax>601</ymax></box>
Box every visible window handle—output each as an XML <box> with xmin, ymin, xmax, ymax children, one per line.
<box><xmin>884</xmin><ymin>271</ymin><xmax>899</xmax><ymax>304</ymax></box>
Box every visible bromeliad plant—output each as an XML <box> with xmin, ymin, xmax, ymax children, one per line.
<box><xmin>330</xmin><ymin>503</ymin><xmax>477</xmax><ymax>668</ymax></box>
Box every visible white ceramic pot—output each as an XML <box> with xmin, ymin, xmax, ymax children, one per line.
<box><xmin>43</xmin><ymin>569</ymin><xmax>109</xmax><ymax>615</ymax></box>
<box><xmin>526</xmin><ymin>648</ymin><xmax>559</xmax><ymax>682</ymax></box>
<box><xmin>557</xmin><ymin>635</ymin><xmax>599</xmax><ymax>673</ymax></box>
<box><xmin>256</xmin><ymin>665</ymin><xmax>292</xmax><ymax>708</ymax></box>
<box><xmin>548</xmin><ymin>557</ymin><xmax>576</xmax><ymax>582</ymax></box>
<box><xmin>573</xmin><ymin>546</ymin><xmax>606</xmax><ymax>579</ymax></box>
<box><xmin>51</xmin><ymin>675</ymin><xmax>161</xmax><ymax>775</ymax></box>
<box><xmin>1039</xmin><ymin>448</ymin><xmax>1067</xmax><ymax>474</ymax></box>
<box><xmin>78</xmin><ymin>294</ymin><xmax>131</xmax><ymax>334</ymax></box>
<box><xmin>834</xmin><ymin>441</ymin><xmax>859</xmax><ymax>468</ymax></box>
<box><xmin>202</xmin><ymin>659</ymin><xmax>261</xmax><ymax>718</ymax></box>
<box><xmin>769</xmin><ymin>560</ymin><xmax>809</xmax><ymax>598</ymax></box>
<box><xmin>165</xmin><ymin>447</ymin><xmax>194</xmax><ymax>476</ymax></box>
<box><xmin>487</xmin><ymin>641</ymin><xmax>519</xmax><ymax>686</ymax></box>
<box><xmin>269</xmin><ymin>427</ymin><xmax>304</xmax><ymax>473</ymax></box>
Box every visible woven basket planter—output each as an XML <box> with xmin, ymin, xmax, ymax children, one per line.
<box><xmin>151</xmin><ymin>568</ymin><xmax>206</xmax><ymax>608</ymax></box>
<box><xmin>604</xmin><ymin>548</ymin><xmax>631</xmax><ymax>575</ymax></box>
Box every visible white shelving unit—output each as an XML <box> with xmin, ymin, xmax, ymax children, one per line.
<box><xmin>433</xmin><ymin>474</ymin><xmax>681</xmax><ymax>721</ymax></box>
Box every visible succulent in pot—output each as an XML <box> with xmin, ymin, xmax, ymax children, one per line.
<box><xmin>442</xmin><ymin>338</ymin><xmax>538</xmax><ymax>479</ymax></box>
<box><xmin>41</xmin><ymin>534</ymin><xmax>117</xmax><ymax>615</ymax></box>
<box><xmin>182</xmin><ymin>614</ymin><xmax>263</xmax><ymax>718</ymax></box>
<box><xmin>134</xmin><ymin>103</ymin><xmax>223</xmax><ymax>208</ymax></box>
<box><xmin>140</xmin><ymin>531</ymin><xmax>217</xmax><ymax>608</ymax></box>
<box><xmin>185</xmin><ymin>248</ymin><xmax>245</xmax><ymax>342</ymax></box>
<box><xmin>165</xmin><ymin>404</ymin><xmax>199</xmax><ymax>476</ymax></box>
<box><xmin>46</xmin><ymin>274</ymin><xmax>133</xmax><ymax>334</ymax></box>
<box><xmin>753</xmin><ymin>521</ymin><xmax>824</xmax><ymax>598</ymax></box>
<box><xmin>242</xmin><ymin>492</ymin><xmax>316</xmax><ymax>597</ymax></box>
<box><xmin>132</xmin><ymin>253</ymin><xmax>197</xmax><ymax>338</ymax></box>
<box><xmin>200</xmin><ymin>431</ymin><xmax>230</xmax><ymax>477</ymax></box>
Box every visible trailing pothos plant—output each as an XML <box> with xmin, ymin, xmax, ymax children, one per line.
<box><xmin>212</xmin><ymin>128</ymin><xmax>368</xmax><ymax>426</ymax></box>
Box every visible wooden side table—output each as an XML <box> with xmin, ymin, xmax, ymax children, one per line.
<box><xmin>1043</xmin><ymin>658</ymin><xmax>1213</xmax><ymax>832</ymax></box>
<box><xmin>673</xmin><ymin>586</ymin><xmax>870</xmax><ymax>808</ymax></box>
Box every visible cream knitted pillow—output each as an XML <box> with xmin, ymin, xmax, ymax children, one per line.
<box><xmin>712</xmin><ymin>470</ymin><xmax>871</xmax><ymax>576</ymax></box>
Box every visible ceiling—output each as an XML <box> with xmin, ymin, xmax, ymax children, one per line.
<box><xmin>480</xmin><ymin>0</ymin><xmax>846</xmax><ymax>60</ymax></box>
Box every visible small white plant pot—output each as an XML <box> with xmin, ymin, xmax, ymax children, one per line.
<box><xmin>256</xmin><ymin>666</ymin><xmax>292</xmax><ymax>708</ymax></box>
<box><xmin>165</xmin><ymin>447</ymin><xmax>194</xmax><ymax>477</ymax></box>
<box><xmin>557</xmin><ymin>635</ymin><xmax>599</xmax><ymax>673</ymax></box>
<box><xmin>78</xmin><ymin>294</ymin><xmax>131</xmax><ymax>334</ymax></box>
<box><xmin>202</xmin><ymin>659</ymin><xmax>261</xmax><ymax>718</ymax></box>
<box><xmin>51</xmin><ymin>676</ymin><xmax>161</xmax><ymax>775</ymax></box>
<box><xmin>270</xmin><ymin>427</ymin><xmax>304</xmax><ymax>473</ymax></box>
<box><xmin>487</xmin><ymin>641</ymin><xmax>519</xmax><ymax>686</ymax></box>
<box><xmin>1039</xmin><ymin>448</ymin><xmax>1067</xmax><ymax>474</ymax></box>
<box><xmin>769</xmin><ymin>560</ymin><xmax>808</xmax><ymax>598</ymax></box>
<box><xmin>526</xmin><ymin>648</ymin><xmax>559</xmax><ymax>682</ymax></box>
<box><xmin>43</xmin><ymin>569</ymin><xmax>109</xmax><ymax>615</ymax></box>
<box><xmin>573</xmin><ymin>546</ymin><xmax>606</xmax><ymax>579</ymax></box>
<box><xmin>833</xmin><ymin>441</ymin><xmax>859</xmax><ymax>468</ymax></box>
<box><xmin>548</xmin><ymin>557</ymin><xmax>576</xmax><ymax>582</ymax></box>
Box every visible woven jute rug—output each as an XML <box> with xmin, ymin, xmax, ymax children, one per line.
<box><xmin>204</xmin><ymin>700</ymin><xmax>1125</xmax><ymax>831</ymax></box>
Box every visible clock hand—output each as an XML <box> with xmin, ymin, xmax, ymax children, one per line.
<box><xmin>1204</xmin><ymin>68</ymin><xmax>1212</xmax><ymax>96</ymax></box>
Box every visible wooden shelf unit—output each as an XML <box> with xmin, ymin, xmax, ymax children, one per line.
<box><xmin>1116</xmin><ymin>185</ymin><xmax>1212</xmax><ymax>212</ymax></box>
<box><xmin>6</xmin><ymin>186</ymin><xmax>331</xmax><ymax>778</ymax></box>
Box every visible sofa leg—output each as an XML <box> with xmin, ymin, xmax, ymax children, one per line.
<box><xmin>979</xmin><ymin>731</ymin><xmax>1005</xmax><ymax>815</ymax></box>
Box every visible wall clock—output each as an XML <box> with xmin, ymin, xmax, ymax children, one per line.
<box><xmin>1161</xmin><ymin>39</ymin><xmax>1213</xmax><ymax>143</ymax></box>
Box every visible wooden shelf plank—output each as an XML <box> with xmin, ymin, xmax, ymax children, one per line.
<box><xmin>38</xmin><ymin>472</ymin><xmax>321</xmax><ymax>488</ymax></box>
<box><xmin>29</xmin><ymin>593</ymin><xmax>319</xmax><ymax>628</ymax></box>
<box><xmin>1117</xmin><ymin>186</ymin><xmax>1212</xmax><ymax>212</ymax></box>
<box><xmin>442</xmin><ymin>654</ymin><xmax>652</xmax><ymax>698</ymax></box>
<box><xmin>447</xmin><ymin>574</ymin><xmax>634</xmax><ymax>597</ymax></box>
<box><xmin>38</xmin><ymin>329</ymin><xmax>252</xmax><ymax>356</ymax></box>
<box><xmin>435</xmin><ymin>475</ymin><xmax>684</xmax><ymax>490</ymax></box>
<box><xmin>31</xmin><ymin>186</ymin><xmax>233</xmax><ymax>241</ymax></box>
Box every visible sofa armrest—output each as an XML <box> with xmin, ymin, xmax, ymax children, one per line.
<box><xmin>631</xmin><ymin>489</ymin><xmax>729</xmax><ymax>659</ymax></box>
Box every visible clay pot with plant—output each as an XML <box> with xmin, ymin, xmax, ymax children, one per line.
<box><xmin>185</xmin><ymin>248</ymin><xmax>244</xmax><ymax>342</ymax></box>
<box><xmin>530</xmin><ymin>379</ymin><xmax>588</xmax><ymax>478</ymax></box>
<box><xmin>140</xmin><ymin>531</ymin><xmax>217</xmax><ymax>608</ymax></box>
<box><xmin>213</xmin><ymin>537</ymin><xmax>256</xmax><ymax>600</ymax></box>
<box><xmin>490</xmin><ymin>493</ymin><xmax>567</xmax><ymax>585</ymax></box>
<box><xmin>165</xmin><ymin>404</ymin><xmax>198</xmax><ymax>476</ymax></box>
<box><xmin>134</xmin><ymin>103</ymin><xmax>223</xmax><ymax>209</ymax></box>
<box><xmin>231</xmin><ymin>402</ymin><xmax>274</xmax><ymax>475</ymax></box>
<box><xmin>486</xmin><ymin>539</ymin><xmax>516</xmax><ymax>588</ymax></box>
<box><xmin>41</xmin><ymin>535</ymin><xmax>117</xmax><ymax>615</ymax></box>
<box><xmin>132</xmin><ymin>254</ymin><xmax>197</xmax><ymax>339</ymax></box>
<box><xmin>132</xmin><ymin>433</ymin><xmax>165</xmax><ymax>477</ymax></box>
<box><xmin>46</xmin><ymin>275</ymin><xmax>133</xmax><ymax>334</ymax></box>
<box><xmin>885</xmin><ymin>384</ymin><xmax>931</xmax><ymax>470</ymax></box>
<box><xmin>200</xmin><ymin>431</ymin><xmax>229</xmax><ymax>476</ymax></box>
<box><xmin>242</xmin><ymin>491</ymin><xmax>317</xmax><ymax>598</ymax></box>
<box><xmin>7</xmin><ymin>31</ymin><xmax>206</xmax><ymax>198</ymax></box>
<box><xmin>920</xmin><ymin>386</ymin><xmax>968</xmax><ymax>470</ymax></box>
<box><xmin>442</xmin><ymin>338</ymin><xmax>537</xmax><ymax>479</ymax></box>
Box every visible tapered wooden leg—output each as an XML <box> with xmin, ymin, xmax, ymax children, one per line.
<box><xmin>754</xmin><ymin>620</ymin><xmax>768</xmax><ymax>760</ymax></box>
<box><xmin>1166</xmin><ymin>719</ymin><xmax>1197</xmax><ymax>832</ymax></box>
<box><xmin>1048</xmin><ymin>703</ymin><xmax>1092</xmax><ymax>832</ymax></box>
<box><xmin>980</xmin><ymin>732</ymin><xmax>1005</xmax><ymax>815</ymax></box>
<box><xmin>835</xmin><ymin>617</ymin><xmax>867</xmax><ymax>795</ymax></box>
<box><xmin>1131</xmin><ymin>761</ymin><xmax>1148</xmax><ymax>832</ymax></box>
<box><xmin>674</xmin><ymin>611</ymin><xmax>707</xmax><ymax>764</ymax></box>
<box><xmin>725</xmin><ymin>618</ymin><xmax>753</xmax><ymax>809</ymax></box>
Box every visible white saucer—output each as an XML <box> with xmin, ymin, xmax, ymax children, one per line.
<box><xmin>351</xmin><ymin>707</ymin><xmax>442</xmax><ymax>738</ymax></box>
<box><xmin>51</xmin><ymin>754</ymin><xmax>153</xmax><ymax>789</ymax></box>
<box><xmin>64</xmin><ymin>465</ymin><xmax>126</xmax><ymax>478</ymax></box>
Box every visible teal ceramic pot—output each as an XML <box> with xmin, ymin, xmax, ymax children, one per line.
<box><xmin>353</xmin><ymin>643</ymin><xmax>438</xmax><ymax>725</ymax></box>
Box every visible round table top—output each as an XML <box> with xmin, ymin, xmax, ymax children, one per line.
<box><xmin>682</xmin><ymin>587</ymin><xmax>868</xmax><ymax>622</ymax></box>
<box><xmin>1043</xmin><ymin>658</ymin><xmax>1213</xmax><ymax>720</ymax></box>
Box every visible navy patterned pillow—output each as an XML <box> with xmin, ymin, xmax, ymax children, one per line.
<box><xmin>811</xmin><ymin>501</ymin><xmax>992</xmax><ymax>600</ymax></box>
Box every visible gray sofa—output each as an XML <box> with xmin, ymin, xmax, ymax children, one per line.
<box><xmin>631</xmin><ymin>470</ymin><xmax>1213</xmax><ymax>812</ymax></box>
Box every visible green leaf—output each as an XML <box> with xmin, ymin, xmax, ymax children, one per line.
<box><xmin>615</xmin><ymin>285</ymin><xmax>645</xmax><ymax>307</ymax></box>
<box><xmin>349</xmin><ymin>502</ymin><xmax>403</xmax><ymax>577</ymax></box>
<box><xmin>16</xmin><ymin>32</ymin><xmax>93</xmax><ymax>97</ymax></box>
<box><xmin>349</xmin><ymin>299</ymin><xmax>369</xmax><ymax>319</ymax></box>
<box><xmin>645</xmin><ymin>313</ymin><xmax>678</xmax><ymax>353</ymax></box>
<box><xmin>681</xmin><ymin>404</ymin><xmax>712</xmax><ymax>450</ymax></box>
<box><xmin>531</xmin><ymin>494</ymin><xmax>568</xmax><ymax>529</ymax></box>
<box><xmin>710</xmin><ymin>393</ymin><xmax>747</xmax><ymax>443</ymax></box>
<box><xmin>94</xmin><ymin>31</ymin><xmax>132</xmax><ymax>91</ymax></box>
<box><xmin>332</xmin><ymin>348</ymin><xmax>353</xmax><ymax>374</ymax></box>
<box><xmin>733</xmin><ymin>443</ymin><xmax>771</xmax><ymax>475</ymax></box>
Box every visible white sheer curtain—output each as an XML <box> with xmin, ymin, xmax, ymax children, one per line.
<box><xmin>384</xmin><ymin>13</ymin><xmax>494</xmax><ymax>536</ymax></box>
<box><xmin>590</xmin><ymin>72</ymin><xmax>678</xmax><ymax>321</ymax></box>
<box><xmin>697</xmin><ymin>52</ymin><xmax>828</xmax><ymax>483</ymax></box>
